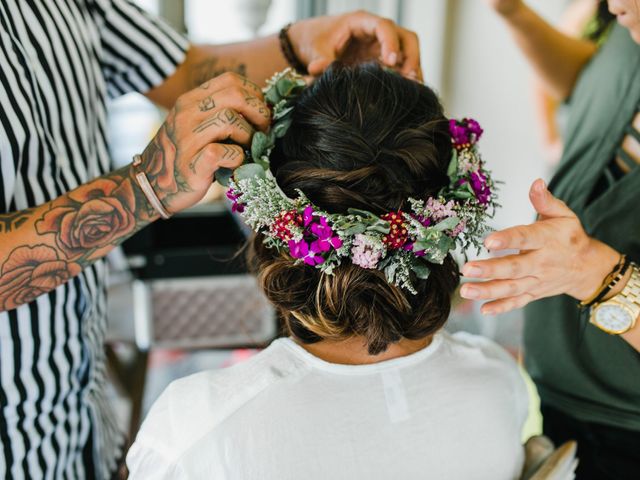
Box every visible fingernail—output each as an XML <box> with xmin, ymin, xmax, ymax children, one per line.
<box><xmin>485</xmin><ymin>238</ymin><xmax>503</xmax><ymax>250</ymax></box>
<box><xmin>387</xmin><ymin>52</ymin><xmax>398</xmax><ymax>65</ymax></box>
<box><xmin>462</xmin><ymin>265</ymin><xmax>482</xmax><ymax>277</ymax></box>
<box><xmin>460</xmin><ymin>285</ymin><xmax>479</xmax><ymax>299</ymax></box>
<box><xmin>482</xmin><ymin>307</ymin><xmax>496</xmax><ymax>316</ymax></box>
<box><xmin>535</xmin><ymin>179</ymin><xmax>547</xmax><ymax>193</ymax></box>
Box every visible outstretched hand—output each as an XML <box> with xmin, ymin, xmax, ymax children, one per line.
<box><xmin>460</xmin><ymin>179</ymin><xmax>620</xmax><ymax>315</ymax></box>
<box><xmin>289</xmin><ymin>11</ymin><xmax>422</xmax><ymax>81</ymax></box>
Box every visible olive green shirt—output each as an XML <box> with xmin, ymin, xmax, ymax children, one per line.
<box><xmin>524</xmin><ymin>24</ymin><xmax>640</xmax><ymax>431</ymax></box>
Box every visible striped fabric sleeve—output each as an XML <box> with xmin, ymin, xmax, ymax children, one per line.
<box><xmin>91</xmin><ymin>0</ymin><xmax>189</xmax><ymax>99</ymax></box>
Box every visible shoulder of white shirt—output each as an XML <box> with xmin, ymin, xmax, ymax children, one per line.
<box><xmin>131</xmin><ymin>331</ymin><xmax>523</xmax><ymax>462</ymax></box>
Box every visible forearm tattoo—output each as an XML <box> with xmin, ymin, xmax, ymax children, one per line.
<box><xmin>190</xmin><ymin>57</ymin><xmax>247</xmax><ymax>88</ymax></box>
<box><xmin>0</xmin><ymin>167</ymin><xmax>154</xmax><ymax>311</ymax></box>
<box><xmin>0</xmin><ymin>209</ymin><xmax>34</xmax><ymax>232</ymax></box>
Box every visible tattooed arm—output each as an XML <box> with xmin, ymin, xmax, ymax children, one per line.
<box><xmin>145</xmin><ymin>11</ymin><xmax>422</xmax><ymax>109</ymax></box>
<box><xmin>0</xmin><ymin>73</ymin><xmax>269</xmax><ymax>313</ymax></box>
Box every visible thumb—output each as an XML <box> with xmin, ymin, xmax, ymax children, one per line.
<box><xmin>529</xmin><ymin>178</ymin><xmax>575</xmax><ymax>219</ymax></box>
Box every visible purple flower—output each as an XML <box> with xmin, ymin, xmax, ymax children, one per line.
<box><xmin>466</xmin><ymin>118</ymin><xmax>483</xmax><ymax>140</ymax></box>
<box><xmin>309</xmin><ymin>215</ymin><xmax>343</xmax><ymax>252</ymax></box>
<box><xmin>288</xmin><ymin>239</ymin><xmax>308</xmax><ymax>259</ymax></box>
<box><xmin>449</xmin><ymin>119</ymin><xmax>469</xmax><ymax>146</ymax></box>
<box><xmin>288</xmin><ymin>239</ymin><xmax>326</xmax><ymax>266</ymax></box>
<box><xmin>303</xmin><ymin>205</ymin><xmax>314</xmax><ymax>227</ymax></box>
<box><xmin>449</xmin><ymin>118</ymin><xmax>483</xmax><ymax>148</ymax></box>
<box><xmin>226</xmin><ymin>188</ymin><xmax>245</xmax><ymax>213</ymax></box>
<box><xmin>469</xmin><ymin>171</ymin><xmax>491</xmax><ymax>205</ymax></box>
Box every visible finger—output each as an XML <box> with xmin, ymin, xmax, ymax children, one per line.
<box><xmin>350</xmin><ymin>14</ymin><xmax>401</xmax><ymax>66</ymax></box>
<box><xmin>189</xmin><ymin>143</ymin><xmax>245</xmax><ymax>179</ymax></box>
<box><xmin>194</xmin><ymin>85</ymin><xmax>270</xmax><ymax>132</ymax></box>
<box><xmin>398</xmin><ymin>28</ymin><xmax>422</xmax><ymax>81</ymax></box>
<box><xmin>194</xmin><ymin>71</ymin><xmax>264</xmax><ymax>102</ymax></box>
<box><xmin>460</xmin><ymin>276</ymin><xmax>539</xmax><ymax>301</ymax></box>
<box><xmin>306</xmin><ymin>25</ymin><xmax>352</xmax><ymax>77</ymax></box>
<box><xmin>480</xmin><ymin>293</ymin><xmax>537</xmax><ymax>316</ymax></box>
<box><xmin>483</xmin><ymin>223</ymin><xmax>548</xmax><ymax>251</ymax></box>
<box><xmin>529</xmin><ymin>178</ymin><xmax>575</xmax><ymax>220</ymax></box>
<box><xmin>192</xmin><ymin>107</ymin><xmax>255</xmax><ymax>147</ymax></box>
<box><xmin>461</xmin><ymin>251</ymin><xmax>540</xmax><ymax>280</ymax></box>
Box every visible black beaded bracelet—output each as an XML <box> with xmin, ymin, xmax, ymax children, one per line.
<box><xmin>580</xmin><ymin>255</ymin><xmax>631</xmax><ymax>308</ymax></box>
<box><xmin>279</xmin><ymin>23</ymin><xmax>308</xmax><ymax>76</ymax></box>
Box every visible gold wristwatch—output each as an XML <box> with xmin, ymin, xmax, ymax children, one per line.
<box><xmin>590</xmin><ymin>263</ymin><xmax>640</xmax><ymax>334</ymax></box>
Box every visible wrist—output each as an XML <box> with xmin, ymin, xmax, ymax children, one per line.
<box><xmin>281</xmin><ymin>22</ymin><xmax>308</xmax><ymax>73</ymax></box>
<box><xmin>127</xmin><ymin>161</ymin><xmax>162</xmax><ymax>222</ymax></box>
<box><xmin>572</xmin><ymin>238</ymin><xmax>620</xmax><ymax>301</ymax></box>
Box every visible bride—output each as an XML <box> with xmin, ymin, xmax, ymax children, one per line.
<box><xmin>126</xmin><ymin>63</ymin><xmax>528</xmax><ymax>479</ymax></box>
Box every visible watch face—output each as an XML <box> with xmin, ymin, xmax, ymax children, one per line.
<box><xmin>594</xmin><ymin>304</ymin><xmax>634</xmax><ymax>334</ymax></box>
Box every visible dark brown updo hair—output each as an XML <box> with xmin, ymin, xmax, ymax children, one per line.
<box><xmin>250</xmin><ymin>63</ymin><xmax>460</xmax><ymax>355</ymax></box>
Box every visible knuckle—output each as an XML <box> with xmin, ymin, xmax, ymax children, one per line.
<box><xmin>509</xmin><ymin>259</ymin><xmax>521</xmax><ymax>277</ymax></box>
<box><xmin>201</xmin><ymin>144</ymin><xmax>218</xmax><ymax>162</ymax></box>
<box><xmin>175</xmin><ymin>93</ymin><xmax>189</xmax><ymax>109</ymax></box>
<box><xmin>507</xmin><ymin>281</ymin><xmax>519</xmax><ymax>296</ymax></box>
<box><xmin>221</xmin><ymin>71</ymin><xmax>239</xmax><ymax>82</ymax></box>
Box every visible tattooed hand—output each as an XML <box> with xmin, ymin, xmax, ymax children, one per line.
<box><xmin>137</xmin><ymin>72</ymin><xmax>271</xmax><ymax>215</ymax></box>
<box><xmin>288</xmin><ymin>11</ymin><xmax>422</xmax><ymax>81</ymax></box>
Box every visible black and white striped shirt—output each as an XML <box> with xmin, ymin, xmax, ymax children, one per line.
<box><xmin>0</xmin><ymin>1</ymin><xmax>187</xmax><ymax>478</ymax></box>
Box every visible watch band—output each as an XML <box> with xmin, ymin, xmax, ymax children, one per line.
<box><xmin>619</xmin><ymin>263</ymin><xmax>640</xmax><ymax>311</ymax></box>
<box><xmin>591</xmin><ymin>262</ymin><xmax>640</xmax><ymax>334</ymax></box>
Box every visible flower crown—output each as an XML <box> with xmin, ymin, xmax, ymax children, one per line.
<box><xmin>219</xmin><ymin>69</ymin><xmax>497</xmax><ymax>294</ymax></box>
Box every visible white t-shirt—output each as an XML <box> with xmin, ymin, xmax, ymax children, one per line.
<box><xmin>127</xmin><ymin>331</ymin><xmax>528</xmax><ymax>480</ymax></box>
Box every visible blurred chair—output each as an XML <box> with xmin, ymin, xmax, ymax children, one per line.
<box><xmin>106</xmin><ymin>202</ymin><xmax>278</xmax><ymax>442</ymax></box>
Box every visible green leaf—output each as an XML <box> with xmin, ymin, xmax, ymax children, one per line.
<box><xmin>413</xmin><ymin>238</ymin><xmax>435</xmax><ymax>252</ymax></box>
<box><xmin>377</xmin><ymin>256</ymin><xmax>392</xmax><ymax>270</ymax></box>
<box><xmin>384</xmin><ymin>262</ymin><xmax>397</xmax><ymax>283</ymax></box>
<box><xmin>276</xmin><ymin>77</ymin><xmax>297</xmax><ymax>97</ymax></box>
<box><xmin>343</xmin><ymin>224</ymin><xmax>367</xmax><ymax>236</ymax></box>
<box><xmin>451</xmin><ymin>190</ymin><xmax>474</xmax><ymax>200</ymax></box>
<box><xmin>251</xmin><ymin>131</ymin><xmax>274</xmax><ymax>161</ymax></box>
<box><xmin>214</xmin><ymin>167</ymin><xmax>233</xmax><ymax>186</ymax></box>
<box><xmin>265</xmin><ymin>88</ymin><xmax>282</xmax><ymax>106</ymax></box>
<box><xmin>273</xmin><ymin>105</ymin><xmax>294</xmax><ymax>120</ymax></box>
<box><xmin>254</xmin><ymin>155</ymin><xmax>270</xmax><ymax>170</ymax></box>
<box><xmin>233</xmin><ymin>163</ymin><xmax>266</xmax><ymax>181</ymax></box>
<box><xmin>273</xmin><ymin>117</ymin><xmax>292</xmax><ymax>138</ymax></box>
<box><xmin>447</xmin><ymin>150</ymin><xmax>458</xmax><ymax>180</ymax></box>
<box><xmin>366</xmin><ymin>220</ymin><xmax>390</xmax><ymax>234</ymax></box>
<box><xmin>410</xmin><ymin>260</ymin><xmax>431</xmax><ymax>279</ymax></box>
<box><xmin>347</xmin><ymin>208</ymin><xmax>380</xmax><ymax>220</ymax></box>
<box><xmin>431</xmin><ymin>216</ymin><xmax>460</xmax><ymax>232</ymax></box>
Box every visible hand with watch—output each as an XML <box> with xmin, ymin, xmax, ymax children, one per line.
<box><xmin>459</xmin><ymin>179</ymin><xmax>640</xmax><ymax>350</ymax></box>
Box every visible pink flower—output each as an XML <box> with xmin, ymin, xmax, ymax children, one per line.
<box><xmin>426</xmin><ymin>198</ymin><xmax>456</xmax><ymax>221</ymax></box>
<box><xmin>351</xmin><ymin>234</ymin><xmax>383</xmax><ymax>269</ymax></box>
